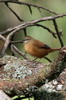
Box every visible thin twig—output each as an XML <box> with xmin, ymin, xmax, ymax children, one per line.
<box><xmin>0</xmin><ymin>35</ymin><xmax>5</xmax><ymax>41</ymax></box>
<box><xmin>0</xmin><ymin>29</ymin><xmax>17</xmax><ymax>57</ymax></box>
<box><xmin>5</xmin><ymin>2</ymin><xmax>24</xmax><ymax>22</ymax></box>
<box><xmin>28</xmin><ymin>5</ymin><xmax>32</xmax><ymax>14</ymax></box>
<box><xmin>10</xmin><ymin>40</ymin><xmax>23</xmax><ymax>44</ymax></box>
<box><xmin>0</xmin><ymin>0</ymin><xmax>58</xmax><ymax>15</ymax></box>
<box><xmin>53</xmin><ymin>19</ymin><xmax>64</xmax><ymax>47</ymax></box>
<box><xmin>11</xmin><ymin>44</ymin><xmax>28</xmax><ymax>60</ymax></box>
<box><xmin>23</xmin><ymin>28</ymin><xmax>27</xmax><ymax>36</ymax></box>
<box><xmin>35</xmin><ymin>24</ymin><xmax>57</xmax><ymax>38</ymax></box>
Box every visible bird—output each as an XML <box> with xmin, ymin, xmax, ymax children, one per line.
<box><xmin>22</xmin><ymin>36</ymin><xmax>61</xmax><ymax>58</ymax></box>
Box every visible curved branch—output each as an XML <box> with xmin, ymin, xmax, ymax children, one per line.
<box><xmin>5</xmin><ymin>2</ymin><xmax>24</xmax><ymax>22</ymax></box>
<box><xmin>0</xmin><ymin>13</ymin><xmax>65</xmax><ymax>56</ymax></box>
<box><xmin>0</xmin><ymin>0</ymin><xmax>58</xmax><ymax>15</ymax></box>
<box><xmin>0</xmin><ymin>13</ymin><xmax>66</xmax><ymax>36</ymax></box>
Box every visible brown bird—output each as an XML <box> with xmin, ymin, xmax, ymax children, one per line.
<box><xmin>23</xmin><ymin>36</ymin><xmax>60</xmax><ymax>58</ymax></box>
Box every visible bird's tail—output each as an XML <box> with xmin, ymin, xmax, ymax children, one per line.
<box><xmin>50</xmin><ymin>48</ymin><xmax>61</xmax><ymax>52</ymax></box>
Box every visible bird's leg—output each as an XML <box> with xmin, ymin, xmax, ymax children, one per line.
<box><xmin>32</xmin><ymin>57</ymin><xmax>42</xmax><ymax>67</ymax></box>
<box><xmin>44</xmin><ymin>56</ymin><xmax>52</xmax><ymax>62</ymax></box>
<box><xmin>33</xmin><ymin>57</ymin><xmax>38</xmax><ymax>61</ymax></box>
<box><xmin>25</xmin><ymin>57</ymin><xmax>41</xmax><ymax>67</ymax></box>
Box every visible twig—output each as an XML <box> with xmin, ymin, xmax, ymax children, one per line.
<box><xmin>0</xmin><ymin>29</ymin><xmax>17</xmax><ymax>57</ymax></box>
<box><xmin>23</xmin><ymin>28</ymin><xmax>27</xmax><ymax>36</ymax></box>
<box><xmin>35</xmin><ymin>24</ymin><xmax>57</xmax><ymax>38</ymax></box>
<box><xmin>0</xmin><ymin>35</ymin><xmax>5</xmax><ymax>41</ymax></box>
<box><xmin>0</xmin><ymin>13</ymin><xmax>66</xmax><ymax>56</ymax></box>
<box><xmin>0</xmin><ymin>26</ymin><xmax>15</xmax><ymax>35</ymax></box>
<box><xmin>0</xmin><ymin>0</ymin><xmax>58</xmax><ymax>15</ymax></box>
<box><xmin>5</xmin><ymin>2</ymin><xmax>24</xmax><ymax>22</ymax></box>
<box><xmin>53</xmin><ymin>19</ymin><xmax>64</xmax><ymax>47</ymax></box>
<box><xmin>28</xmin><ymin>5</ymin><xmax>32</xmax><ymax>14</ymax></box>
<box><xmin>11</xmin><ymin>44</ymin><xmax>28</xmax><ymax>60</ymax></box>
<box><xmin>0</xmin><ymin>13</ymin><xmax>66</xmax><ymax>36</ymax></box>
<box><xmin>10</xmin><ymin>40</ymin><xmax>23</xmax><ymax>44</ymax></box>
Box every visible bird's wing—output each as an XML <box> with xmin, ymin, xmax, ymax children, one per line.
<box><xmin>39</xmin><ymin>44</ymin><xmax>51</xmax><ymax>49</ymax></box>
<box><xmin>34</xmin><ymin>40</ymin><xmax>51</xmax><ymax>49</ymax></box>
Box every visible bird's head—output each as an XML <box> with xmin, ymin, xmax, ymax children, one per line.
<box><xmin>22</xmin><ymin>36</ymin><xmax>33</xmax><ymax>43</ymax></box>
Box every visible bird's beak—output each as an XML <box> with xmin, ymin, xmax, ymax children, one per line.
<box><xmin>22</xmin><ymin>39</ymin><xmax>25</xmax><ymax>43</ymax></box>
<box><xmin>22</xmin><ymin>39</ymin><xmax>28</xmax><ymax>43</ymax></box>
<box><xmin>22</xmin><ymin>38</ymin><xmax>30</xmax><ymax>43</ymax></box>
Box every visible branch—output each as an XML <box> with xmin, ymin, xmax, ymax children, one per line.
<box><xmin>35</xmin><ymin>24</ymin><xmax>57</xmax><ymax>38</ymax></box>
<box><xmin>5</xmin><ymin>2</ymin><xmax>24</xmax><ymax>22</ymax></box>
<box><xmin>0</xmin><ymin>13</ymin><xmax>66</xmax><ymax>36</ymax></box>
<box><xmin>0</xmin><ymin>13</ymin><xmax>65</xmax><ymax>56</ymax></box>
<box><xmin>0</xmin><ymin>35</ymin><xmax>5</xmax><ymax>41</ymax></box>
<box><xmin>53</xmin><ymin>19</ymin><xmax>64</xmax><ymax>47</ymax></box>
<box><xmin>0</xmin><ymin>27</ymin><xmax>15</xmax><ymax>35</ymax></box>
<box><xmin>28</xmin><ymin>5</ymin><xmax>32</xmax><ymax>14</ymax></box>
<box><xmin>0</xmin><ymin>47</ymin><xmax>66</xmax><ymax>96</ymax></box>
<box><xmin>0</xmin><ymin>0</ymin><xmax>58</xmax><ymax>15</ymax></box>
<box><xmin>11</xmin><ymin>44</ymin><xmax>28</xmax><ymax>60</ymax></box>
<box><xmin>0</xmin><ymin>29</ymin><xmax>17</xmax><ymax>57</ymax></box>
<box><xmin>33</xmin><ymin>68</ymin><xmax>66</xmax><ymax>100</ymax></box>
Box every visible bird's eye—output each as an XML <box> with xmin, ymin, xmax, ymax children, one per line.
<box><xmin>26</xmin><ymin>38</ymin><xmax>30</xmax><ymax>40</ymax></box>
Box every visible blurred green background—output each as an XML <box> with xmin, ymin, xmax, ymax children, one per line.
<box><xmin>0</xmin><ymin>0</ymin><xmax>66</xmax><ymax>62</ymax></box>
